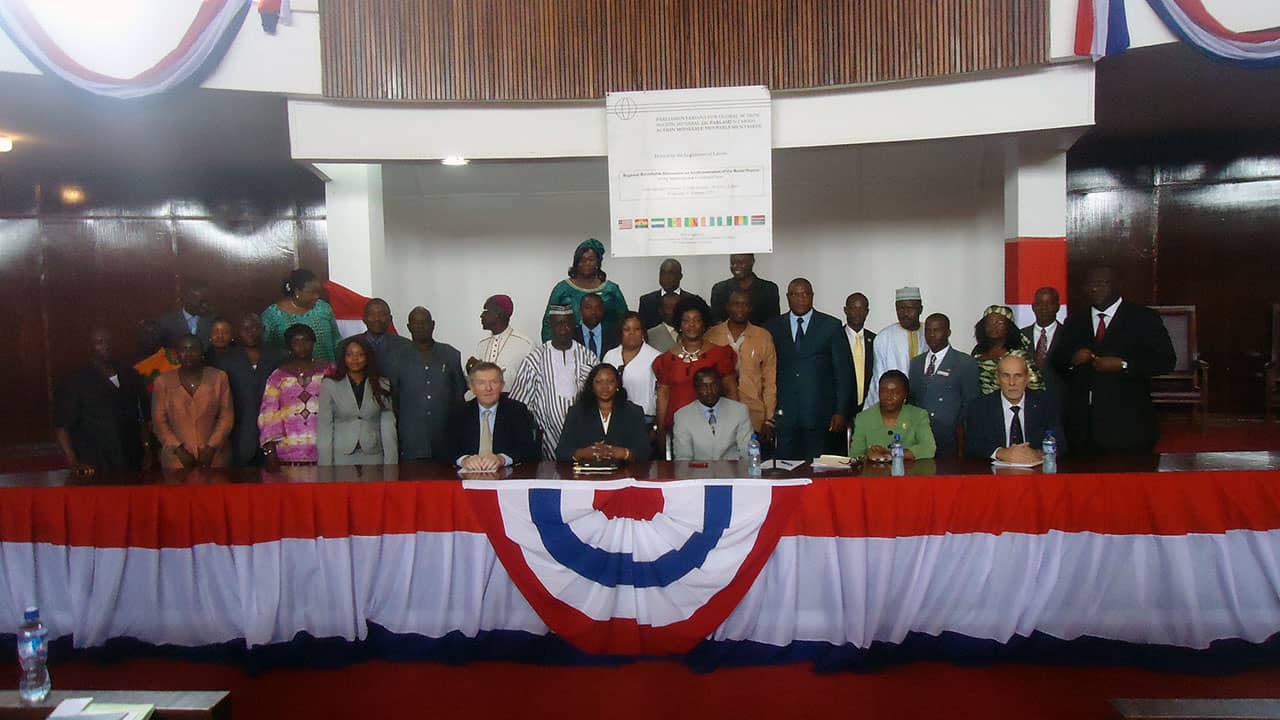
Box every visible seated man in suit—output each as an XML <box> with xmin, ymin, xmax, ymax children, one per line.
<box><xmin>638</xmin><ymin>258</ymin><xmax>709</xmax><ymax>330</ymax></box>
<box><xmin>964</xmin><ymin>354</ymin><xmax>1065</xmax><ymax>463</ymax></box>
<box><xmin>646</xmin><ymin>292</ymin><xmax>681</xmax><ymax>353</ymax></box>
<box><xmin>908</xmin><ymin>313</ymin><xmax>979</xmax><ymax>458</ymax></box>
<box><xmin>446</xmin><ymin>361</ymin><xmax>539</xmax><ymax>470</ymax></box>
<box><xmin>577</xmin><ymin>293</ymin><xmax>619</xmax><ymax>359</ymax></box>
<box><xmin>673</xmin><ymin>367</ymin><xmax>754</xmax><ymax>461</ymax></box>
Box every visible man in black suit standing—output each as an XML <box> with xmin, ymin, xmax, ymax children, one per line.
<box><xmin>767</xmin><ymin>278</ymin><xmax>854</xmax><ymax>459</ymax></box>
<box><xmin>1021</xmin><ymin>286</ymin><xmax>1065</xmax><ymax>400</ymax></box>
<box><xmin>447</xmin><ymin>361</ymin><xmax>539</xmax><ymax>470</ymax></box>
<box><xmin>1052</xmin><ymin>266</ymin><xmax>1176</xmax><ymax>454</ymax></box>
<box><xmin>157</xmin><ymin>284</ymin><xmax>214</xmax><ymax>350</ymax></box>
<box><xmin>843</xmin><ymin>292</ymin><xmax>876</xmax><ymax>417</ymax></box>
<box><xmin>637</xmin><ymin>259</ymin><xmax>708</xmax><ymax>331</ymax></box>
<box><xmin>710</xmin><ymin>253</ymin><xmax>781</xmax><ymax>326</ymax></box>
<box><xmin>965</xmin><ymin>354</ymin><xmax>1065</xmax><ymax>462</ymax></box>
<box><xmin>576</xmin><ymin>294</ymin><xmax>619</xmax><ymax>360</ymax></box>
<box><xmin>909</xmin><ymin>313</ymin><xmax>980</xmax><ymax>459</ymax></box>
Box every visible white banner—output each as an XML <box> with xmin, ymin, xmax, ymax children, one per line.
<box><xmin>607</xmin><ymin>86</ymin><xmax>773</xmax><ymax>258</ymax></box>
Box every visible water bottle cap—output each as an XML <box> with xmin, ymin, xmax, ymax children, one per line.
<box><xmin>23</xmin><ymin>607</ymin><xmax>38</xmax><ymax>622</ymax></box>
<box><xmin>893</xmin><ymin>433</ymin><xmax>901</xmax><ymax>442</ymax></box>
<box><xmin>1046</xmin><ymin>430</ymin><xmax>1054</xmax><ymax>438</ymax></box>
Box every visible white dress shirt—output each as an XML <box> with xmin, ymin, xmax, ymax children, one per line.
<box><xmin>1001</xmin><ymin>392</ymin><xmax>1027</xmax><ymax>447</ymax></box>
<box><xmin>1091</xmin><ymin>297</ymin><xmax>1123</xmax><ymax>336</ymax></box>
<box><xmin>922</xmin><ymin>345</ymin><xmax>951</xmax><ymax>374</ymax></box>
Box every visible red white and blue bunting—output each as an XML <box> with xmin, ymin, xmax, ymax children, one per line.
<box><xmin>1077</xmin><ymin>0</ymin><xmax>1280</xmax><ymax>66</ymax></box>
<box><xmin>0</xmin><ymin>0</ymin><xmax>288</xmax><ymax>99</ymax></box>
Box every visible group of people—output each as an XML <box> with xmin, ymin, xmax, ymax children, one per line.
<box><xmin>53</xmin><ymin>238</ymin><xmax>1177</xmax><ymax>476</ymax></box>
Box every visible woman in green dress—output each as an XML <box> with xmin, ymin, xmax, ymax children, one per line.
<box><xmin>971</xmin><ymin>304</ymin><xmax>1043</xmax><ymax>395</ymax></box>
<box><xmin>541</xmin><ymin>238</ymin><xmax>628</xmax><ymax>342</ymax></box>
<box><xmin>261</xmin><ymin>269</ymin><xmax>341</xmax><ymax>364</ymax></box>
<box><xmin>850</xmin><ymin>370</ymin><xmax>937</xmax><ymax>461</ymax></box>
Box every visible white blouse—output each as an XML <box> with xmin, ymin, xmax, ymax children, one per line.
<box><xmin>603</xmin><ymin>343</ymin><xmax>661</xmax><ymax>418</ymax></box>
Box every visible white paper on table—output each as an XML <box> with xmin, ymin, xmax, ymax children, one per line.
<box><xmin>51</xmin><ymin>699</ymin><xmax>95</xmax><ymax>717</ymax></box>
<box><xmin>992</xmin><ymin>459</ymin><xmax>1043</xmax><ymax>468</ymax></box>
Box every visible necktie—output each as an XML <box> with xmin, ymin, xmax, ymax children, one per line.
<box><xmin>908</xmin><ymin>329</ymin><xmax>919</xmax><ymax>359</ymax></box>
<box><xmin>852</xmin><ymin>333</ymin><xmax>866</xmax><ymax>406</ymax></box>
<box><xmin>707</xmin><ymin>407</ymin><xmax>717</xmax><ymax>435</ymax></box>
<box><xmin>795</xmin><ymin>316</ymin><xmax>805</xmax><ymax>347</ymax></box>
<box><xmin>587</xmin><ymin>329</ymin><xmax>598</xmax><ymax>357</ymax></box>
<box><xmin>925</xmin><ymin>353</ymin><xmax>937</xmax><ymax>376</ymax></box>
<box><xmin>1009</xmin><ymin>405</ymin><xmax>1024</xmax><ymax>445</ymax></box>
<box><xmin>1036</xmin><ymin>328</ymin><xmax>1049</xmax><ymax>369</ymax></box>
<box><xmin>1095</xmin><ymin>313</ymin><xmax>1107</xmax><ymax>343</ymax></box>
<box><xmin>479</xmin><ymin>409</ymin><xmax>493</xmax><ymax>455</ymax></box>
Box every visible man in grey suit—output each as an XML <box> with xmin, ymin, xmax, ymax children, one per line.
<box><xmin>646</xmin><ymin>292</ymin><xmax>681</xmax><ymax>353</ymax></box>
<box><xmin>1021</xmin><ymin>286</ymin><xmax>1065</xmax><ymax>400</ymax></box>
<box><xmin>157</xmin><ymin>284</ymin><xmax>214</xmax><ymax>350</ymax></box>
<box><xmin>673</xmin><ymin>368</ymin><xmax>753</xmax><ymax>461</ymax></box>
<box><xmin>348</xmin><ymin>298</ymin><xmax>412</xmax><ymax>375</ymax></box>
<box><xmin>908</xmin><ymin>313</ymin><xmax>980</xmax><ymax>459</ymax></box>
<box><xmin>389</xmin><ymin>306</ymin><xmax>466</xmax><ymax>461</ymax></box>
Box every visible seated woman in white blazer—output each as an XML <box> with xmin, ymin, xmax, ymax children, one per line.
<box><xmin>317</xmin><ymin>336</ymin><xmax>398</xmax><ymax>465</ymax></box>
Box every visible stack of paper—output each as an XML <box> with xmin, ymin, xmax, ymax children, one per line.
<box><xmin>50</xmin><ymin>698</ymin><xmax>155</xmax><ymax>720</ymax></box>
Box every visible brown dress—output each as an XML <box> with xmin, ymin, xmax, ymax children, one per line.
<box><xmin>151</xmin><ymin>367</ymin><xmax>234</xmax><ymax>470</ymax></box>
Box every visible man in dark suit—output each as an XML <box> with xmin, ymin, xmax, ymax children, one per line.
<box><xmin>447</xmin><ymin>361</ymin><xmax>539</xmax><ymax>470</ymax></box>
<box><xmin>965</xmin><ymin>354</ymin><xmax>1065</xmax><ymax>462</ymax></box>
<box><xmin>1051</xmin><ymin>266</ymin><xmax>1176</xmax><ymax>454</ymax></box>
<box><xmin>577</xmin><ymin>293</ymin><xmax>619</xmax><ymax>359</ymax></box>
<box><xmin>843</xmin><ymin>292</ymin><xmax>876</xmax><ymax>416</ymax></box>
<box><xmin>710</xmin><ymin>253</ymin><xmax>781</xmax><ymax>326</ymax></box>
<box><xmin>1021</xmin><ymin>286</ymin><xmax>1065</xmax><ymax>400</ymax></box>
<box><xmin>157</xmin><ymin>284</ymin><xmax>214</xmax><ymax>349</ymax></box>
<box><xmin>347</xmin><ymin>298</ymin><xmax>411</xmax><ymax>376</ymax></box>
<box><xmin>219</xmin><ymin>312</ymin><xmax>284</xmax><ymax>466</ymax></box>
<box><xmin>767</xmin><ymin>278</ymin><xmax>854</xmax><ymax>459</ymax></box>
<box><xmin>637</xmin><ymin>259</ymin><xmax>708</xmax><ymax>330</ymax></box>
<box><xmin>909</xmin><ymin>313</ymin><xmax>980</xmax><ymax>459</ymax></box>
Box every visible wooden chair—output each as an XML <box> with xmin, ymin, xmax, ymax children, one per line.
<box><xmin>1266</xmin><ymin>303</ymin><xmax>1280</xmax><ymax>423</ymax></box>
<box><xmin>1149</xmin><ymin>305</ymin><xmax>1210</xmax><ymax>430</ymax></box>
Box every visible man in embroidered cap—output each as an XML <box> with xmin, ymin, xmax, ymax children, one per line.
<box><xmin>511</xmin><ymin>304</ymin><xmax>597</xmax><ymax>459</ymax></box>
<box><xmin>469</xmin><ymin>294</ymin><xmax>535</xmax><ymax>379</ymax></box>
<box><xmin>866</xmin><ymin>286</ymin><xmax>925</xmax><ymax>406</ymax></box>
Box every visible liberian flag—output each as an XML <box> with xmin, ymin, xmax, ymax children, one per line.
<box><xmin>324</xmin><ymin>280</ymin><xmax>399</xmax><ymax>339</ymax></box>
<box><xmin>1075</xmin><ymin>0</ymin><xmax>1131</xmax><ymax>60</ymax></box>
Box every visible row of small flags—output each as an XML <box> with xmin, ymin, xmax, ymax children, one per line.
<box><xmin>619</xmin><ymin>214</ymin><xmax>767</xmax><ymax>230</ymax></box>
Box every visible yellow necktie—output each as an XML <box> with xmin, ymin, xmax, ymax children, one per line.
<box><xmin>852</xmin><ymin>333</ymin><xmax>865</xmax><ymax>406</ymax></box>
<box><xmin>907</xmin><ymin>329</ymin><xmax>919</xmax><ymax>359</ymax></box>
<box><xmin>479</xmin><ymin>409</ymin><xmax>493</xmax><ymax>455</ymax></box>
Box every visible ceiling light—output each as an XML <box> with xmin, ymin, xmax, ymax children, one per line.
<box><xmin>441</xmin><ymin>156</ymin><xmax>469</xmax><ymax>166</ymax></box>
<box><xmin>60</xmin><ymin>185</ymin><xmax>86</xmax><ymax>205</ymax></box>
<box><xmin>0</xmin><ymin>137</ymin><xmax>12</xmax><ymax>152</ymax></box>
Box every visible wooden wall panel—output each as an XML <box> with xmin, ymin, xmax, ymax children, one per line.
<box><xmin>320</xmin><ymin>0</ymin><xmax>1049</xmax><ymax>102</ymax></box>
<box><xmin>0</xmin><ymin>168</ymin><xmax>327</xmax><ymax>455</ymax></box>
<box><xmin>1067</xmin><ymin>134</ymin><xmax>1280</xmax><ymax>415</ymax></box>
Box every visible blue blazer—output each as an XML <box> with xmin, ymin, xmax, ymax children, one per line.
<box><xmin>767</xmin><ymin>310</ymin><xmax>854</xmax><ymax>429</ymax></box>
<box><xmin>963</xmin><ymin>389</ymin><xmax>1066</xmax><ymax>460</ymax></box>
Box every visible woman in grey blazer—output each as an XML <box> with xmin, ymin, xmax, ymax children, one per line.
<box><xmin>317</xmin><ymin>337</ymin><xmax>398</xmax><ymax>465</ymax></box>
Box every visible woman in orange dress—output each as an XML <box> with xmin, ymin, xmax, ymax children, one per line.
<box><xmin>151</xmin><ymin>335</ymin><xmax>234</xmax><ymax>471</ymax></box>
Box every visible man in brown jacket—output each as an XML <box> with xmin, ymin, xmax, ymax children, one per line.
<box><xmin>705</xmin><ymin>289</ymin><xmax>777</xmax><ymax>441</ymax></box>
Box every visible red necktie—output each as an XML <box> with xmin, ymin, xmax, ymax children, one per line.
<box><xmin>1094</xmin><ymin>313</ymin><xmax>1107</xmax><ymax>343</ymax></box>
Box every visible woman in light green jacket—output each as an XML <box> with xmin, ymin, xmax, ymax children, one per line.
<box><xmin>850</xmin><ymin>370</ymin><xmax>936</xmax><ymax>462</ymax></box>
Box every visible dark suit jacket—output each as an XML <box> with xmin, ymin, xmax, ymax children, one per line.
<box><xmin>216</xmin><ymin>344</ymin><xmax>285</xmax><ymax>465</ymax></box>
<box><xmin>908</xmin><ymin>347</ymin><xmax>980</xmax><ymax>456</ymax></box>
<box><xmin>554</xmin><ymin>400</ymin><xmax>652</xmax><ymax>463</ymax></box>
<box><xmin>53</xmin><ymin>363</ymin><xmax>147</xmax><ymax>472</ymax></box>
<box><xmin>964</xmin><ymin>389</ymin><xmax>1065</xmax><ymax>460</ymax></box>
<box><xmin>576</xmin><ymin>321</ymin><xmax>620</xmax><ymax>359</ymax></box>
<box><xmin>445</xmin><ymin>395</ymin><xmax>540</xmax><ymax>465</ymax></box>
<box><xmin>767</xmin><ymin>310</ymin><xmax>855</xmax><ymax>430</ymax></box>
<box><xmin>158</xmin><ymin>310</ymin><xmax>213</xmax><ymax>349</ymax></box>
<box><xmin>709</xmin><ymin>276</ymin><xmax>781</xmax><ymax>326</ymax></box>
<box><xmin>1022</xmin><ymin>322</ymin><xmax>1065</xmax><ymax>399</ymax></box>
<box><xmin>848</xmin><ymin>327</ymin><xmax>877</xmax><ymax>414</ymax></box>
<box><xmin>638</xmin><ymin>290</ymin><xmax>708</xmax><ymax>331</ymax></box>
<box><xmin>1051</xmin><ymin>301</ymin><xmax>1176</xmax><ymax>452</ymax></box>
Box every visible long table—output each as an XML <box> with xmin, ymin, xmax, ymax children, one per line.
<box><xmin>2</xmin><ymin>453</ymin><xmax>1279</xmax><ymax>667</ymax></box>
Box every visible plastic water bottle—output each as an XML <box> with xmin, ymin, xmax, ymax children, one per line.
<box><xmin>1042</xmin><ymin>430</ymin><xmax>1058</xmax><ymax>474</ymax></box>
<box><xmin>17</xmin><ymin>606</ymin><xmax>50</xmax><ymax>704</ymax></box>
<box><xmin>889</xmin><ymin>433</ymin><xmax>905</xmax><ymax>477</ymax></box>
<box><xmin>747</xmin><ymin>433</ymin><xmax>762</xmax><ymax>478</ymax></box>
